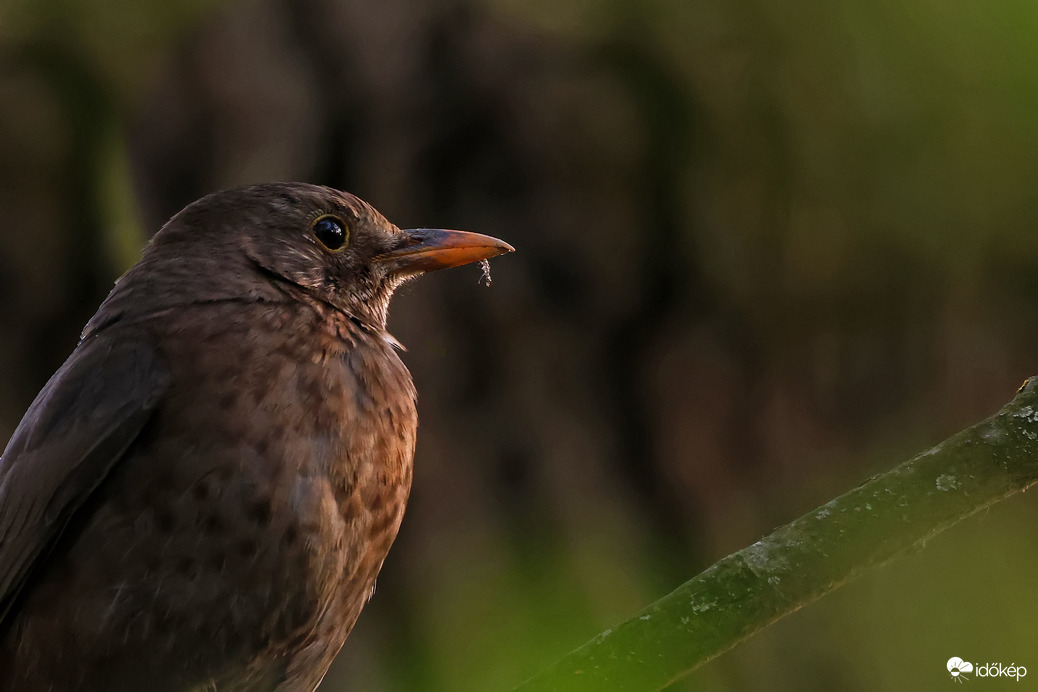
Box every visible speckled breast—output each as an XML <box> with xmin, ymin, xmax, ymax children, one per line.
<box><xmin>3</xmin><ymin>300</ymin><xmax>418</xmax><ymax>691</ymax></box>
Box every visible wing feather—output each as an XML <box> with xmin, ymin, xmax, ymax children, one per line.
<box><xmin>0</xmin><ymin>332</ymin><xmax>169</xmax><ymax>625</ymax></box>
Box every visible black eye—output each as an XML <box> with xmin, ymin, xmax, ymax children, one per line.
<box><xmin>311</xmin><ymin>215</ymin><xmax>349</xmax><ymax>251</ymax></box>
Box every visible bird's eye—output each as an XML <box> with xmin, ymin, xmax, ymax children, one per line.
<box><xmin>311</xmin><ymin>215</ymin><xmax>349</xmax><ymax>251</ymax></box>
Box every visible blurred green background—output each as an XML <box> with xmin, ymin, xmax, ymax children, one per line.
<box><xmin>2</xmin><ymin>0</ymin><xmax>1038</xmax><ymax>689</ymax></box>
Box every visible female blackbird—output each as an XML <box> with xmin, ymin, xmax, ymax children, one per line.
<box><xmin>0</xmin><ymin>183</ymin><xmax>513</xmax><ymax>691</ymax></box>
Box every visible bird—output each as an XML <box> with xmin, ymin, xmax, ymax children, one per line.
<box><xmin>0</xmin><ymin>183</ymin><xmax>513</xmax><ymax>691</ymax></box>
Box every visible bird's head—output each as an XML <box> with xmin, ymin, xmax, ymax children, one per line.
<box><xmin>106</xmin><ymin>183</ymin><xmax>513</xmax><ymax>331</ymax></box>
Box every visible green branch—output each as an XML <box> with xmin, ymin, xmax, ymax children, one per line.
<box><xmin>514</xmin><ymin>378</ymin><xmax>1038</xmax><ymax>692</ymax></box>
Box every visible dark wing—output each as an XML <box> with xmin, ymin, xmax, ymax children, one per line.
<box><xmin>0</xmin><ymin>331</ymin><xmax>169</xmax><ymax>625</ymax></box>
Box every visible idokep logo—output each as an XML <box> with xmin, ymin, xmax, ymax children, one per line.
<box><xmin>947</xmin><ymin>657</ymin><xmax>1028</xmax><ymax>682</ymax></box>
<box><xmin>947</xmin><ymin>658</ymin><xmax>973</xmax><ymax>682</ymax></box>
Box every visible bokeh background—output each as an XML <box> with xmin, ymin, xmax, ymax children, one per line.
<box><xmin>2</xmin><ymin>0</ymin><xmax>1038</xmax><ymax>689</ymax></box>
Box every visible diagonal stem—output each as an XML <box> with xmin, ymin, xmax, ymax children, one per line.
<box><xmin>514</xmin><ymin>378</ymin><xmax>1038</xmax><ymax>692</ymax></box>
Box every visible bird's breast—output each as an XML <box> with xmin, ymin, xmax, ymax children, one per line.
<box><xmin>46</xmin><ymin>300</ymin><xmax>418</xmax><ymax>684</ymax></box>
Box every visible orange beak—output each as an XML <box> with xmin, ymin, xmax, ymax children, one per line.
<box><xmin>377</xmin><ymin>228</ymin><xmax>515</xmax><ymax>274</ymax></box>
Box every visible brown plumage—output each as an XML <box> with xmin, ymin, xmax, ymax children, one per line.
<box><xmin>0</xmin><ymin>183</ymin><xmax>513</xmax><ymax>691</ymax></box>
